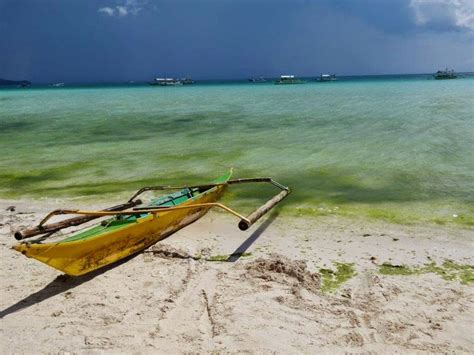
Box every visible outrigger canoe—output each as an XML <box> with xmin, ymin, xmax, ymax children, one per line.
<box><xmin>13</xmin><ymin>171</ymin><xmax>290</xmax><ymax>276</ymax></box>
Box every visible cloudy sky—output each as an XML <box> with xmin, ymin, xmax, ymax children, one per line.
<box><xmin>0</xmin><ymin>0</ymin><xmax>473</xmax><ymax>83</ymax></box>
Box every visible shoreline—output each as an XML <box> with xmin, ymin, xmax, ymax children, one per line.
<box><xmin>1</xmin><ymin>198</ymin><xmax>473</xmax><ymax>353</ymax></box>
<box><xmin>1</xmin><ymin>194</ymin><xmax>472</xmax><ymax>229</ymax></box>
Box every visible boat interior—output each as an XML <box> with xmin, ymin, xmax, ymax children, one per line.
<box><xmin>57</xmin><ymin>187</ymin><xmax>209</xmax><ymax>243</ymax></box>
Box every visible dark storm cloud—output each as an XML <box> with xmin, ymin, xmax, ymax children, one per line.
<box><xmin>0</xmin><ymin>0</ymin><xmax>472</xmax><ymax>83</ymax></box>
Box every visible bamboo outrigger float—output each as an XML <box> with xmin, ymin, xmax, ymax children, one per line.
<box><xmin>13</xmin><ymin>171</ymin><xmax>290</xmax><ymax>276</ymax></box>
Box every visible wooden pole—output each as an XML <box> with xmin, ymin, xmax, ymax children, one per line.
<box><xmin>127</xmin><ymin>178</ymin><xmax>276</xmax><ymax>202</ymax></box>
<box><xmin>14</xmin><ymin>199</ymin><xmax>142</xmax><ymax>241</ymax></box>
<box><xmin>35</xmin><ymin>202</ymin><xmax>250</xmax><ymax>222</ymax></box>
<box><xmin>238</xmin><ymin>189</ymin><xmax>290</xmax><ymax>231</ymax></box>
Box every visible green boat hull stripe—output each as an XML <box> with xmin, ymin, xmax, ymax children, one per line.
<box><xmin>60</xmin><ymin>171</ymin><xmax>231</xmax><ymax>243</ymax></box>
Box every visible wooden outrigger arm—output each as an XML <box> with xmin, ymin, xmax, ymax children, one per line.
<box><xmin>125</xmin><ymin>177</ymin><xmax>290</xmax><ymax>230</ymax></box>
<box><xmin>13</xmin><ymin>199</ymin><xmax>143</xmax><ymax>240</ymax></box>
<box><xmin>37</xmin><ymin>203</ymin><xmax>250</xmax><ymax>225</ymax></box>
<box><xmin>14</xmin><ymin>177</ymin><xmax>290</xmax><ymax>240</ymax></box>
<box><xmin>127</xmin><ymin>177</ymin><xmax>288</xmax><ymax>202</ymax></box>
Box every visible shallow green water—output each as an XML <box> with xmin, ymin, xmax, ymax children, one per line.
<box><xmin>1</xmin><ymin>76</ymin><xmax>473</xmax><ymax>226</ymax></box>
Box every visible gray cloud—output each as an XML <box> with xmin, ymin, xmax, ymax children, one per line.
<box><xmin>98</xmin><ymin>0</ymin><xmax>146</xmax><ymax>18</ymax></box>
<box><xmin>410</xmin><ymin>0</ymin><xmax>474</xmax><ymax>30</ymax></box>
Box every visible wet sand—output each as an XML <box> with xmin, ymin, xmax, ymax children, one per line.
<box><xmin>1</xmin><ymin>199</ymin><xmax>473</xmax><ymax>353</ymax></box>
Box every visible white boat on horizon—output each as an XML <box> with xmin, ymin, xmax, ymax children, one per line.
<box><xmin>275</xmin><ymin>75</ymin><xmax>306</xmax><ymax>85</ymax></box>
<box><xmin>434</xmin><ymin>68</ymin><xmax>457</xmax><ymax>80</ymax></box>
<box><xmin>317</xmin><ymin>74</ymin><xmax>337</xmax><ymax>82</ymax></box>
<box><xmin>149</xmin><ymin>78</ymin><xmax>183</xmax><ymax>86</ymax></box>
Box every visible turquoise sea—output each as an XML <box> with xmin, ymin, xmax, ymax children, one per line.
<box><xmin>1</xmin><ymin>75</ymin><xmax>473</xmax><ymax>226</ymax></box>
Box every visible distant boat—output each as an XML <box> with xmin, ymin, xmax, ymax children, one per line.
<box><xmin>434</xmin><ymin>68</ymin><xmax>457</xmax><ymax>80</ymax></box>
<box><xmin>0</xmin><ymin>78</ymin><xmax>31</xmax><ymax>87</ymax></box>
<box><xmin>275</xmin><ymin>75</ymin><xmax>306</xmax><ymax>85</ymax></box>
<box><xmin>317</xmin><ymin>74</ymin><xmax>337</xmax><ymax>82</ymax></box>
<box><xmin>248</xmin><ymin>77</ymin><xmax>267</xmax><ymax>83</ymax></box>
<box><xmin>49</xmin><ymin>83</ymin><xmax>65</xmax><ymax>87</ymax></box>
<box><xmin>149</xmin><ymin>78</ymin><xmax>183</xmax><ymax>86</ymax></box>
<box><xmin>180</xmin><ymin>77</ymin><xmax>195</xmax><ymax>85</ymax></box>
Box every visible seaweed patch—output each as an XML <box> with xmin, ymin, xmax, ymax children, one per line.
<box><xmin>379</xmin><ymin>260</ymin><xmax>474</xmax><ymax>285</ymax></box>
<box><xmin>320</xmin><ymin>262</ymin><xmax>357</xmax><ymax>293</ymax></box>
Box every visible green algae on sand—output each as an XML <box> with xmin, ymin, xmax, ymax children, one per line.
<box><xmin>379</xmin><ymin>260</ymin><xmax>474</xmax><ymax>285</ymax></box>
<box><xmin>286</xmin><ymin>203</ymin><xmax>474</xmax><ymax>228</ymax></box>
<box><xmin>319</xmin><ymin>262</ymin><xmax>357</xmax><ymax>293</ymax></box>
<box><xmin>206</xmin><ymin>252</ymin><xmax>252</xmax><ymax>262</ymax></box>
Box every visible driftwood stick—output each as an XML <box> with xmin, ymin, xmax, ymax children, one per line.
<box><xmin>14</xmin><ymin>199</ymin><xmax>142</xmax><ymax>241</ymax></box>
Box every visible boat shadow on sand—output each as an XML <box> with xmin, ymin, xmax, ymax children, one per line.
<box><xmin>0</xmin><ymin>211</ymin><xmax>278</xmax><ymax>318</ymax></box>
<box><xmin>227</xmin><ymin>211</ymin><xmax>278</xmax><ymax>262</ymax></box>
<box><xmin>0</xmin><ymin>252</ymin><xmax>142</xmax><ymax>319</ymax></box>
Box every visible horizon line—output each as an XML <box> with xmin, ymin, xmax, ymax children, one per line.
<box><xmin>2</xmin><ymin>71</ymin><xmax>474</xmax><ymax>86</ymax></box>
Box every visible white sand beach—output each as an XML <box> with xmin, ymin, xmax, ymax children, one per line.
<box><xmin>1</xmin><ymin>199</ymin><xmax>473</xmax><ymax>353</ymax></box>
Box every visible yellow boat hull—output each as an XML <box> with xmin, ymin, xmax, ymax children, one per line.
<box><xmin>14</xmin><ymin>181</ymin><xmax>227</xmax><ymax>276</ymax></box>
